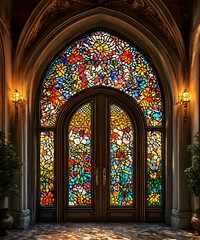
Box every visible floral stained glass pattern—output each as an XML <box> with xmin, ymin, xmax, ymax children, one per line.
<box><xmin>146</xmin><ymin>131</ymin><xmax>162</xmax><ymax>206</ymax></box>
<box><xmin>68</xmin><ymin>103</ymin><xmax>92</xmax><ymax>206</ymax></box>
<box><xmin>110</xmin><ymin>104</ymin><xmax>134</xmax><ymax>206</ymax></box>
<box><xmin>40</xmin><ymin>131</ymin><xmax>55</xmax><ymax>207</ymax></box>
<box><xmin>40</xmin><ymin>31</ymin><xmax>163</xmax><ymax>127</ymax></box>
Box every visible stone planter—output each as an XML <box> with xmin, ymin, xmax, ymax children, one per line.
<box><xmin>191</xmin><ymin>211</ymin><xmax>200</xmax><ymax>235</ymax></box>
<box><xmin>0</xmin><ymin>208</ymin><xmax>13</xmax><ymax>236</ymax></box>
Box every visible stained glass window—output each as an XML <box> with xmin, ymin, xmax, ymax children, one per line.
<box><xmin>146</xmin><ymin>131</ymin><xmax>163</xmax><ymax>206</ymax></box>
<box><xmin>40</xmin><ymin>31</ymin><xmax>163</xmax><ymax>127</ymax></box>
<box><xmin>39</xmin><ymin>31</ymin><xmax>164</xmax><ymax>213</ymax></box>
<box><xmin>68</xmin><ymin>103</ymin><xmax>92</xmax><ymax>206</ymax></box>
<box><xmin>110</xmin><ymin>104</ymin><xmax>134</xmax><ymax>206</ymax></box>
<box><xmin>39</xmin><ymin>131</ymin><xmax>55</xmax><ymax>207</ymax></box>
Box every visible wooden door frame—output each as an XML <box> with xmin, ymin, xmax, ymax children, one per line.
<box><xmin>56</xmin><ymin>86</ymin><xmax>146</xmax><ymax>222</ymax></box>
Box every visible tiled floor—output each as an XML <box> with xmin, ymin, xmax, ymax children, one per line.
<box><xmin>0</xmin><ymin>222</ymin><xmax>199</xmax><ymax>240</ymax></box>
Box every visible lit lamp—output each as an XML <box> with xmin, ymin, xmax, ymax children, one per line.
<box><xmin>176</xmin><ymin>89</ymin><xmax>191</xmax><ymax>121</ymax></box>
<box><xmin>11</xmin><ymin>89</ymin><xmax>23</xmax><ymax>121</ymax></box>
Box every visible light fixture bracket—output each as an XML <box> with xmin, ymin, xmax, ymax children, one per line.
<box><xmin>176</xmin><ymin>89</ymin><xmax>190</xmax><ymax>121</ymax></box>
<box><xmin>11</xmin><ymin>89</ymin><xmax>24</xmax><ymax>121</ymax></box>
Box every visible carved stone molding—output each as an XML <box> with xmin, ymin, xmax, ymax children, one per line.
<box><xmin>0</xmin><ymin>1</ymin><xmax>11</xmax><ymax>34</ymax></box>
<box><xmin>19</xmin><ymin>0</ymin><xmax>184</xmax><ymax>62</ymax></box>
<box><xmin>126</xmin><ymin>0</ymin><xmax>177</xmax><ymax>49</ymax></box>
<box><xmin>28</xmin><ymin>0</ymin><xmax>73</xmax><ymax>47</ymax></box>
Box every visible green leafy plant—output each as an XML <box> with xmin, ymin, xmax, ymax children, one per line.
<box><xmin>184</xmin><ymin>132</ymin><xmax>200</xmax><ymax>209</ymax></box>
<box><xmin>0</xmin><ymin>131</ymin><xmax>23</xmax><ymax>208</ymax></box>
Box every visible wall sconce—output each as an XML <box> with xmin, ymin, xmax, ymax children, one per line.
<box><xmin>176</xmin><ymin>89</ymin><xmax>191</xmax><ymax>121</ymax></box>
<box><xmin>11</xmin><ymin>89</ymin><xmax>23</xmax><ymax>121</ymax></box>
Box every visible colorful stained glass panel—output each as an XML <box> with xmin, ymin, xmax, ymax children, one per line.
<box><xmin>68</xmin><ymin>103</ymin><xmax>92</xmax><ymax>206</ymax></box>
<box><xmin>146</xmin><ymin>131</ymin><xmax>163</xmax><ymax>207</ymax></box>
<box><xmin>40</xmin><ymin>31</ymin><xmax>163</xmax><ymax>127</ymax></box>
<box><xmin>39</xmin><ymin>131</ymin><xmax>55</xmax><ymax>207</ymax></box>
<box><xmin>110</xmin><ymin>104</ymin><xmax>134</xmax><ymax>206</ymax></box>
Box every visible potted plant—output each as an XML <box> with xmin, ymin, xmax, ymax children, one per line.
<box><xmin>0</xmin><ymin>131</ymin><xmax>23</xmax><ymax>236</ymax></box>
<box><xmin>184</xmin><ymin>132</ymin><xmax>200</xmax><ymax>234</ymax></box>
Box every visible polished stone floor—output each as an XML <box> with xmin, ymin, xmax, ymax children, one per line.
<box><xmin>0</xmin><ymin>222</ymin><xmax>199</xmax><ymax>240</ymax></box>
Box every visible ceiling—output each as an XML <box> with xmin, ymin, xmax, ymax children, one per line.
<box><xmin>11</xmin><ymin>0</ymin><xmax>194</xmax><ymax>48</ymax></box>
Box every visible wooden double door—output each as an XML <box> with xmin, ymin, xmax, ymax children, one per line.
<box><xmin>56</xmin><ymin>88</ymin><xmax>146</xmax><ymax>222</ymax></box>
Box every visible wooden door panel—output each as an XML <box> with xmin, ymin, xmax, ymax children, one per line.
<box><xmin>107</xmin><ymin>209</ymin><xmax>137</xmax><ymax>222</ymax></box>
<box><xmin>66</xmin><ymin>208</ymin><xmax>94</xmax><ymax>221</ymax></box>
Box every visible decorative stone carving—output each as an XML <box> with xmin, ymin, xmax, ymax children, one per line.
<box><xmin>90</xmin><ymin>0</ymin><xmax>111</xmax><ymax>6</ymax></box>
<box><xmin>127</xmin><ymin>0</ymin><xmax>145</xmax><ymax>9</ymax></box>
<box><xmin>0</xmin><ymin>0</ymin><xmax>12</xmax><ymax>33</ymax></box>
<box><xmin>23</xmin><ymin>0</ymin><xmax>179</xmax><ymax>56</ymax></box>
<box><xmin>28</xmin><ymin>0</ymin><xmax>73</xmax><ymax>46</ymax></box>
<box><xmin>126</xmin><ymin>0</ymin><xmax>177</xmax><ymax>49</ymax></box>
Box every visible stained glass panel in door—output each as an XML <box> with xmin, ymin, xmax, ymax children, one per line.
<box><xmin>68</xmin><ymin>103</ymin><xmax>92</xmax><ymax>206</ymax></box>
<box><xmin>110</xmin><ymin>104</ymin><xmax>134</xmax><ymax>206</ymax></box>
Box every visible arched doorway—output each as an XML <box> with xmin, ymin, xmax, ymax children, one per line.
<box><xmin>38</xmin><ymin>31</ymin><xmax>164</xmax><ymax>222</ymax></box>
<box><xmin>56</xmin><ymin>87</ymin><xmax>145</xmax><ymax>222</ymax></box>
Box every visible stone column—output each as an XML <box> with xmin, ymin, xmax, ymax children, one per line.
<box><xmin>10</xmin><ymin>94</ymin><xmax>31</xmax><ymax>229</ymax></box>
<box><xmin>171</xmin><ymin>104</ymin><xmax>191</xmax><ymax>228</ymax></box>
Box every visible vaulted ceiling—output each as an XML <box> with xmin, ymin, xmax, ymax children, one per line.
<box><xmin>11</xmin><ymin>0</ymin><xmax>194</xmax><ymax>54</ymax></box>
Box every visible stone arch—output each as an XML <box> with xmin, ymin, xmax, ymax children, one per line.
<box><xmin>13</xmin><ymin>6</ymin><xmax>187</xmax><ymax>225</ymax></box>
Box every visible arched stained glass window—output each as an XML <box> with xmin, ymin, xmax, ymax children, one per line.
<box><xmin>40</xmin><ymin>31</ymin><xmax>163</xmax><ymax>127</ymax></box>
<box><xmin>38</xmin><ymin>31</ymin><xmax>164</xmax><ymax>219</ymax></box>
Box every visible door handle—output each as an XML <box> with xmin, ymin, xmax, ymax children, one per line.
<box><xmin>103</xmin><ymin>167</ymin><xmax>106</xmax><ymax>187</ymax></box>
<box><xmin>95</xmin><ymin>168</ymin><xmax>99</xmax><ymax>186</ymax></box>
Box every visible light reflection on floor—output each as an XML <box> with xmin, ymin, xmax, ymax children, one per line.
<box><xmin>35</xmin><ymin>228</ymin><xmax>129</xmax><ymax>239</ymax></box>
<box><xmin>0</xmin><ymin>222</ymin><xmax>197</xmax><ymax>240</ymax></box>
